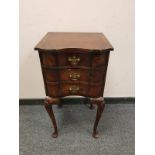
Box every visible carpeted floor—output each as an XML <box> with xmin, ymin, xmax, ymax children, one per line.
<box><xmin>19</xmin><ymin>103</ymin><xmax>135</xmax><ymax>155</ymax></box>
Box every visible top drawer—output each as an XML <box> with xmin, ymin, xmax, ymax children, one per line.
<box><xmin>40</xmin><ymin>49</ymin><xmax>109</xmax><ymax>68</ymax></box>
<box><xmin>58</xmin><ymin>52</ymin><xmax>90</xmax><ymax>67</ymax></box>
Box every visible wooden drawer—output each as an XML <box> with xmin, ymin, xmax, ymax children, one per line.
<box><xmin>46</xmin><ymin>83</ymin><xmax>87</xmax><ymax>97</ymax></box>
<box><xmin>46</xmin><ymin>82</ymin><xmax>102</xmax><ymax>97</ymax></box>
<box><xmin>58</xmin><ymin>49</ymin><xmax>90</xmax><ymax>67</ymax></box>
<box><xmin>41</xmin><ymin>50</ymin><xmax>109</xmax><ymax>69</ymax></box>
<box><xmin>60</xmin><ymin>83</ymin><xmax>87</xmax><ymax>96</ymax></box>
<box><xmin>44</xmin><ymin>67</ymin><xmax>106</xmax><ymax>83</ymax></box>
<box><xmin>61</xmin><ymin>68</ymin><xmax>106</xmax><ymax>83</ymax></box>
<box><xmin>44</xmin><ymin>68</ymin><xmax>89</xmax><ymax>82</ymax></box>
<box><xmin>61</xmin><ymin>83</ymin><xmax>102</xmax><ymax>97</ymax></box>
<box><xmin>60</xmin><ymin>68</ymin><xmax>89</xmax><ymax>81</ymax></box>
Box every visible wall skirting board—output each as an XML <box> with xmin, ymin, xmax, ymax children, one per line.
<box><xmin>19</xmin><ymin>97</ymin><xmax>135</xmax><ymax>105</ymax></box>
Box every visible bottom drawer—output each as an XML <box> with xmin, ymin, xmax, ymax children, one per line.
<box><xmin>61</xmin><ymin>83</ymin><xmax>87</xmax><ymax>96</ymax></box>
<box><xmin>46</xmin><ymin>82</ymin><xmax>102</xmax><ymax>97</ymax></box>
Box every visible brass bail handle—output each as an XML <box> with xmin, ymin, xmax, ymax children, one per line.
<box><xmin>69</xmin><ymin>86</ymin><xmax>80</xmax><ymax>93</ymax></box>
<box><xmin>69</xmin><ymin>72</ymin><xmax>80</xmax><ymax>81</ymax></box>
<box><xmin>68</xmin><ymin>56</ymin><xmax>80</xmax><ymax>65</ymax></box>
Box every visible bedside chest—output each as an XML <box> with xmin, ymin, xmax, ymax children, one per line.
<box><xmin>34</xmin><ymin>32</ymin><xmax>114</xmax><ymax>138</ymax></box>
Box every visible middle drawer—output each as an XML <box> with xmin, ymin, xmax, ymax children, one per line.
<box><xmin>60</xmin><ymin>69</ymin><xmax>90</xmax><ymax>81</ymax></box>
<box><xmin>44</xmin><ymin>68</ymin><xmax>89</xmax><ymax>82</ymax></box>
<box><xmin>44</xmin><ymin>68</ymin><xmax>106</xmax><ymax>83</ymax></box>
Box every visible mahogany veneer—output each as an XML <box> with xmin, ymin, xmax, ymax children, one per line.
<box><xmin>35</xmin><ymin>32</ymin><xmax>113</xmax><ymax>138</ymax></box>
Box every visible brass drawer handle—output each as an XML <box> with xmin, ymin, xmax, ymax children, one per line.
<box><xmin>69</xmin><ymin>86</ymin><xmax>80</xmax><ymax>93</ymax></box>
<box><xmin>69</xmin><ymin>72</ymin><xmax>80</xmax><ymax>81</ymax></box>
<box><xmin>68</xmin><ymin>56</ymin><xmax>80</xmax><ymax>65</ymax></box>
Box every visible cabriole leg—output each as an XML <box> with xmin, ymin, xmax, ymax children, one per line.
<box><xmin>91</xmin><ymin>97</ymin><xmax>105</xmax><ymax>138</ymax></box>
<box><xmin>44</xmin><ymin>97</ymin><xmax>59</xmax><ymax>138</ymax></box>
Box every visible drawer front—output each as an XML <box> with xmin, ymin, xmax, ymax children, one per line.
<box><xmin>58</xmin><ymin>49</ymin><xmax>90</xmax><ymax>67</ymax></box>
<box><xmin>44</xmin><ymin>68</ymin><xmax>106</xmax><ymax>83</ymax></box>
<box><xmin>46</xmin><ymin>83</ymin><xmax>87</xmax><ymax>97</ymax></box>
<box><xmin>46</xmin><ymin>82</ymin><xmax>102</xmax><ymax>97</ymax></box>
<box><xmin>41</xmin><ymin>50</ymin><xmax>109</xmax><ymax>68</ymax></box>
<box><xmin>44</xmin><ymin>68</ymin><xmax>89</xmax><ymax>82</ymax></box>
<box><xmin>61</xmin><ymin>84</ymin><xmax>87</xmax><ymax>96</ymax></box>
<box><xmin>60</xmin><ymin>69</ymin><xmax>89</xmax><ymax>82</ymax></box>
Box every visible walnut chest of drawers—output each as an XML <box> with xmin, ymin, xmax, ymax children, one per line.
<box><xmin>34</xmin><ymin>32</ymin><xmax>113</xmax><ymax>138</ymax></box>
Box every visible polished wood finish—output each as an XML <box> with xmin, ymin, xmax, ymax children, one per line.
<box><xmin>35</xmin><ymin>32</ymin><xmax>114</xmax><ymax>51</ymax></box>
<box><xmin>35</xmin><ymin>32</ymin><xmax>113</xmax><ymax>138</ymax></box>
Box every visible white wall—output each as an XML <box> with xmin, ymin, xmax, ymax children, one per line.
<box><xmin>19</xmin><ymin>0</ymin><xmax>134</xmax><ymax>98</ymax></box>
